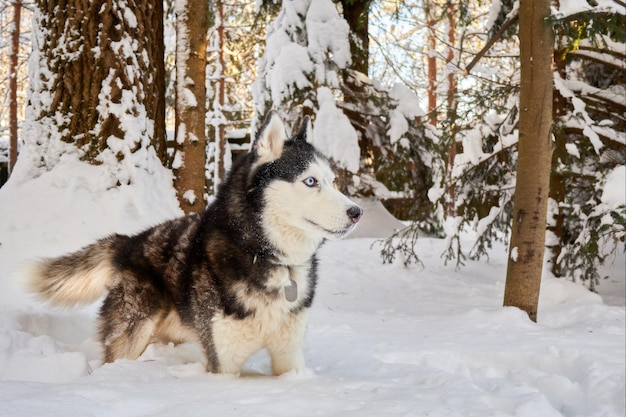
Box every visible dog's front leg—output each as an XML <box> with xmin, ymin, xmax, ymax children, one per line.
<box><xmin>266</xmin><ymin>310</ymin><xmax>309</xmax><ymax>375</ymax></box>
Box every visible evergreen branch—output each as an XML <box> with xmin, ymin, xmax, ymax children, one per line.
<box><xmin>576</xmin><ymin>45</ymin><xmax>626</xmax><ymax>62</ymax></box>
<box><xmin>373</xmin><ymin>225</ymin><xmax>424</xmax><ymax>267</ymax></box>
<box><xmin>572</xmin><ymin>48</ymin><xmax>626</xmax><ymax>73</ymax></box>
<box><xmin>580</xmin><ymin>94</ymin><xmax>626</xmax><ymax>121</ymax></box>
<box><xmin>562</xmin><ymin>125</ymin><xmax>626</xmax><ymax>147</ymax></box>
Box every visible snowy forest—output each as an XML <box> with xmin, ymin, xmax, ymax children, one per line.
<box><xmin>2</xmin><ymin>0</ymin><xmax>624</xmax><ymax>292</ymax></box>
<box><xmin>0</xmin><ymin>0</ymin><xmax>624</xmax><ymax>416</ymax></box>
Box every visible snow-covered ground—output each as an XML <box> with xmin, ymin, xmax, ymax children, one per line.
<box><xmin>0</xmin><ymin>159</ymin><xmax>624</xmax><ymax>417</ymax></box>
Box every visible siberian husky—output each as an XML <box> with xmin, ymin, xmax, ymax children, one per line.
<box><xmin>28</xmin><ymin>111</ymin><xmax>362</xmax><ymax>375</ymax></box>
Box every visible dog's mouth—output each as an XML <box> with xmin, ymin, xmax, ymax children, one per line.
<box><xmin>306</xmin><ymin>219</ymin><xmax>356</xmax><ymax>238</ymax></box>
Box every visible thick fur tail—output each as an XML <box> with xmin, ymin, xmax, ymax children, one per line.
<box><xmin>27</xmin><ymin>236</ymin><xmax>121</xmax><ymax>307</ymax></box>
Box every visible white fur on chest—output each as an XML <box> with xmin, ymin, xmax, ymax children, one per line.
<box><xmin>211</xmin><ymin>262</ymin><xmax>312</xmax><ymax>374</ymax></box>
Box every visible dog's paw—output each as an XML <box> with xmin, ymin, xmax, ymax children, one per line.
<box><xmin>276</xmin><ymin>367</ymin><xmax>315</xmax><ymax>380</ymax></box>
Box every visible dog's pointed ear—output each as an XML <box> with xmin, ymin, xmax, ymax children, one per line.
<box><xmin>295</xmin><ymin>116</ymin><xmax>313</xmax><ymax>144</ymax></box>
<box><xmin>253</xmin><ymin>111</ymin><xmax>287</xmax><ymax>163</ymax></box>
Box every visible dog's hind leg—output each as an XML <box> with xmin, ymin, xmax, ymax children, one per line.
<box><xmin>98</xmin><ymin>285</ymin><xmax>160</xmax><ymax>363</ymax></box>
<box><xmin>101</xmin><ymin>317</ymin><xmax>156</xmax><ymax>363</ymax></box>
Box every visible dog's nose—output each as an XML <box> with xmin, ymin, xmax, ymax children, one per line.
<box><xmin>347</xmin><ymin>206</ymin><xmax>363</xmax><ymax>223</ymax></box>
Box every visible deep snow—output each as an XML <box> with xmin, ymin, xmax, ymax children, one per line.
<box><xmin>0</xmin><ymin>158</ymin><xmax>624</xmax><ymax>417</ymax></box>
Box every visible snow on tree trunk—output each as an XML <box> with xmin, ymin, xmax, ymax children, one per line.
<box><xmin>215</xmin><ymin>0</ymin><xmax>226</xmax><ymax>186</ymax></box>
<box><xmin>205</xmin><ymin>0</ymin><xmax>228</xmax><ymax>195</ymax></box>
<box><xmin>17</xmin><ymin>0</ymin><xmax>167</xmax><ymax>188</ymax></box>
<box><xmin>8</xmin><ymin>0</ymin><xmax>21</xmax><ymax>174</ymax></box>
<box><xmin>503</xmin><ymin>0</ymin><xmax>554</xmax><ymax>322</ymax></box>
<box><xmin>173</xmin><ymin>0</ymin><xmax>208</xmax><ymax>213</ymax></box>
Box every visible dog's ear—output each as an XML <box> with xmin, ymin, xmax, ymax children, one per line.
<box><xmin>295</xmin><ymin>116</ymin><xmax>313</xmax><ymax>144</ymax></box>
<box><xmin>253</xmin><ymin>111</ymin><xmax>287</xmax><ymax>163</ymax></box>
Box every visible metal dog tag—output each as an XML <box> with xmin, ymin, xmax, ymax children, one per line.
<box><xmin>285</xmin><ymin>279</ymin><xmax>298</xmax><ymax>302</ymax></box>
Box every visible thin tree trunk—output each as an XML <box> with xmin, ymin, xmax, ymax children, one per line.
<box><xmin>445</xmin><ymin>3</ymin><xmax>456</xmax><ymax>218</ymax></box>
<box><xmin>446</xmin><ymin>5</ymin><xmax>455</xmax><ymax>111</ymax></box>
<box><xmin>216</xmin><ymin>0</ymin><xmax>226</xmax><ymax>184</ymax></box>
<box><xmin>152</xmin><ymin>0</ymin><xmax>167</xmax><ymax>165</ymax></box>
<box><xmin>503</xmin><ymin>0</ymin><xmax>554</xmax><ymax>322</ymax></box>
<box><xmin>426</xmin><ymin>3</ymin><xmax>437</xmax><ymax>126</ymax></box>
<box><xmin>173</xmin><ymin>0</ymin><xmax>208</xmax><ymax>213</ymax></box>
<box><xmin>9</xmin><ymin>0</ymin><xmax>22</xmax><ymax>174</ymax></box>
<box><xmin>548</xmin><ymin>48</ymin><xmax>568</xmax><ymax>277</ymax></box>
<box><xmin>339</xmin><ymin>0</ymin><xmax>370</xmax><ymax>187</ymax></box>
<box><xmin>339</xmin><ymin>0</ymin><xmax>369</xmax><ymax>75</ymax></box>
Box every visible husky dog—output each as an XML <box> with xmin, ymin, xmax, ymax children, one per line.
<box><xmin>28</xmin><ymin>112</ymin><xmax>362</xmax><ymax>375</ymax></box>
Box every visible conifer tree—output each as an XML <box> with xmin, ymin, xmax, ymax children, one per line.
<box><xmin>381</xmin><ymin>0</ymin><xmax>624</xmax><ymax>290</ymax></box>
<box><xmin>254</xmin><ymin>0</ymin><xmax>435</xmax><ymax>213</ymax></box>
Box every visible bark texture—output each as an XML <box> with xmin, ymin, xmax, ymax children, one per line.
<box><xmin>173</xmin><ymin>0</ymin><xmax>208</xmax><ymax>213</ymax></box>
<box><xmin>503</xmin><ymin>0</ymin><xmax>554</xmax><ymax>322</ymax></box>
<box><xmin>34</xmin><ymin>0</ymin><xmax>164</xmax><ymax>166</ymax></box>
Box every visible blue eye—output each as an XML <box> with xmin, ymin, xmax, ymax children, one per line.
<box><xmin>303</xmin><ymin>177</ymin><xmax>318</xmax><ymax>187</ymax></box>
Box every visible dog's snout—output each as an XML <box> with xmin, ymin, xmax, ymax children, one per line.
<box><xmin>347</xmin><ymin>205</ymin><xmax>363</xmax><ymax>223</ymax></box>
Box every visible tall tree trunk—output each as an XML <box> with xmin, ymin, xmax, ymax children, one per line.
<box><xmin>446</xmin><ymin>5</ymin><xmax>455</xmax><ymax>112</ymax></box>
<box><xmin>338</xmin><ymin>0</ymin><xmax>371</xmax><ymax>186</ymax></box>
<box><xmin>29</xmin><ymin>0</ymin><xmax>165</xmax><ymax>180</ymax></box>
<box><xmin>9</xmin><ymin>0</ymin><xmax>22</xmax><ymax>174</ymax></box>
<box><xmin>173</xmin><ymin>0</ymin><xmax>208</xmax><ymax>213</ymax></box>
<box><xmin>445</xmin><ymin>3</ymin><xmax>457</xmax><ymax>218</ymax></box>
<box><xmin>426</xmin><ymin>2</ymin><xmax>437</xmax><ymax>126</ymax></box>
<box><xmin>547</xmin><ymin>48</ymin><xmax>568</xmax><ymax>277</ymax></box>
<box><xmin>216</xmin><ymin>0</ymin><xmax>226</xmax><ymax>185</ymax></box>
<box><xmin>152</xmin><ymin>0</ymin><xmax>167</xmax><ymax>165</ymax></box>
<box><xmin>339</xmin><ymin>0</ymin><xmax>369</xmax><ymax>75</ymax></box>
<box><xmin>503</xmin><ymin>0</ymin><xmax>554</xmax><ymax>322</ymax></box>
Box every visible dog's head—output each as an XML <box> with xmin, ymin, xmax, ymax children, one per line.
<box><xmin>250</xmin><ymin>112</ymin><xmax>362</xmax><ymax>262</ymax></box>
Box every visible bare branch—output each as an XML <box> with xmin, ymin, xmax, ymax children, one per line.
<box><xmin>465</xmin><ymin>13</ymin><xmax>519</xmax><ymax>75</ymax></box>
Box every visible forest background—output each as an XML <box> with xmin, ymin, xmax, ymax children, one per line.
<box><xmin>0</xmin><ymin>0</ymin><xmax>624</xmax><ymax>299</ymax></box>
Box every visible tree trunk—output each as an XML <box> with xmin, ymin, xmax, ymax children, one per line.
<box><xmin>173</xmin><ymin>0</ymin><xmax>208</xmax><ymax>213</ymax></box>
<box><xmin>30</xmin><ymin>0</ymin><xmax>165</xmax><ymax>178</ymax></box>
<box><xmin>9</xmin><ymin>0</ymin><xmax>22</xmax><ymax>174</ymax></box>
<box><xmin>445</xmin><ymin>3</ymin><xmax>457</xmax><ymax>218</ymax></box>
<box><xmin>216</xmin><ymin>0</ymin><xmax>226</xmax><ymax>185</ymax></box>
<box><xmin>426</xmin><ymin>3</ymin><xmax>437</xmax><ymax>126</ymax></box>
<box><xmin>152</xmin><ymin>0</ymin><xmax>167</xmax><ymax>165</ymax></box>
<box><xmin>547</xmin><ymin>48</ymin><xmax>568</xmax><ymax>277</ymax></box>
<box><xmin>503</xmin><ymin>0</ymin><xmax>554</xmax><ymax>322</ymax></box>
<box><xmin>338</xmin><ymin>0</ymin><xmax>371</xmax><ymax>188</ymax></box>
<box><xmin>339</xmin><ymin>0</ymin><xmax>369</xmax><ymax>75</ymax></box>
